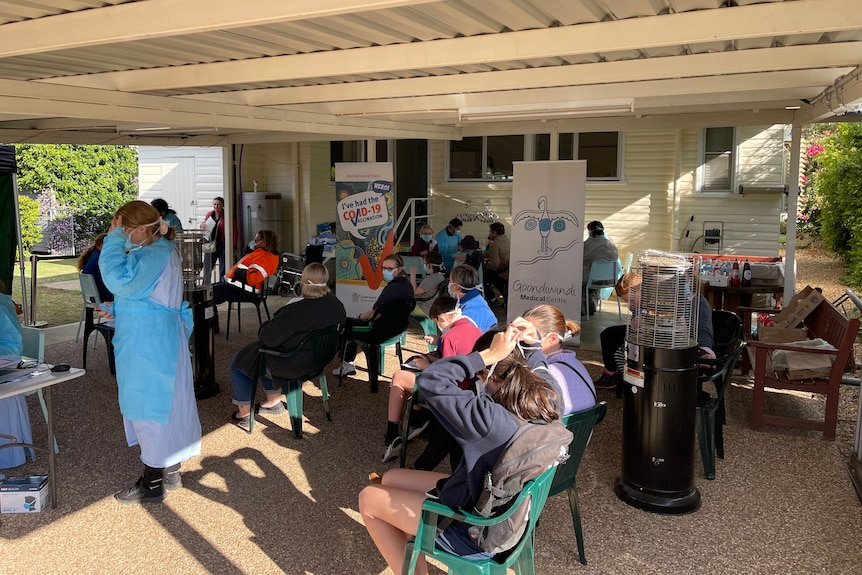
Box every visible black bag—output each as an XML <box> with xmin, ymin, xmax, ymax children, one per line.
<box><xmin>467</xmin><ymin>417</ymin><xmax>573</xmax><ymax>554</ymax></box>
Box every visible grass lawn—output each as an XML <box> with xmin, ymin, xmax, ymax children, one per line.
<box><xmin>11</xmin><ymin>256</ymin><xmax>83</xmax><ymax>327</ymax></box>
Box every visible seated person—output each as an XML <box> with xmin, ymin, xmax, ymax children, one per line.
<box><xmin>77</xmin><ymin>233</ymin><xmax>113</xmax><ymax>303</ymax></box>
<box><xmin>457</xmin><ymin>235</ymin><xmax>483</xmax><ymax>271</ymax></box>
<box><xmin>150</xmin><ymin>198</ymin><xmax>184</xmax><ymax>232</ymax></box>
<box><xmin>358</xmin><ymin>321</ymin><xmax>561</xmax><ymax>572</ymax></box>
<box><xmin>228</xmin><ymin>263</ymin><xmax>346</xmax><ymax>430</ymax></box>
<box><xmin>595</xmin><ymin>273</ymin><xmax>715</xmax><ymax>389</ymax></box>
<box><xmin>212</xmin><ymin>229</ymin><xmax>280</xmax><ymax>330</ymax></box>
<box><xmin>522</xmin><ymin>304</ymin><xmax>596</xmax><ymax>414</ymax></box>
<box><xmin>410</xmin><ymin>252</ymin><xmax>445</xmax><ymax>317</ymax></box>
<box><xmin>448</xmin><ymin>265</ymin><xmax>497</xmax><ymax>333</ymax></box>
<box><xmin>582</xmin><ymin>221</ymin><xmax>619</xmax><ymax>312</ymax></box>
<box><xmin>484</xmin><ymin>222</ymin><xmax>510</xmax><ymax>304</ymax></box>
<box><xmin>382</xmin><ymin>296</ymin><xmax>482</xmax><ymax>463</ymax></box>
<box><xmin>333</xmin><ymin>254</ymin><xmax>414</xmax><ymax>377</ymax></box>
<box><xmin>0</xmin><ymin>280</ymin><xmax>33</xmax><ymax>470</ymax></box>
<box><xmin>411</xmin><ymin>224</ymin><xmax>438</xmax><ymax>257</ymax></box>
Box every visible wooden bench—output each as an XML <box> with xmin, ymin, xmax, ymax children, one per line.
<box><xmin>744</xmin><ymin>300</ymin><xmax>859</xmax><ymax>440</ymax></box>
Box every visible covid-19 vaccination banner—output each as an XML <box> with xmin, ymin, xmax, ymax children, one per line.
<box><xmin>334</xmin><ymin>162</ymin><xmax>395</xmax><ymax>317</ymax></box>
<box><xmin>508</xmin><ymin>161</ymin><xmax>586</xmax><ymax>341</ymax></box>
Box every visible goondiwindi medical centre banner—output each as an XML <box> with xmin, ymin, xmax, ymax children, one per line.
<box><xmin>508</xmin><ymin>161</ymin><xmax>586</xmax><ymax>342</ymax></box>
<box><xmin>334</xmin><ymin>162</ymin><xmax>396</xmax><ymax>318</ymax></box>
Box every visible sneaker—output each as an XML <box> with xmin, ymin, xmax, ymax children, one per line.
<box><xmin>115</xmin><ymin>477</ymin><xmax>165</xmax><ymax>504</ymax></box>
<box><xmin>231</xmin><ymin>411</ymin><xmax>251</xmax><ymax>432</ymax></box>
<box><xmin>406</xmin><ymin>419</ymin><xmax>430</xmax><ymax>441</ymax></box>
<box><xmin>382</xmin><ymin>436</ymin><xmax>403</xmax><ymax>463</ymax></box>
<box><xmin>164</xmin><ymin>471</ymin><xmax>182</xmax><ymax>491</ymax></box>
<box><xmin>256</xmin><ymin>402</ymin><xmax>286</xmax><ymax>415</ymax></box>
<box><xmin>594</xmin><ymin>371</ymin><xmax>619</xmax><ymax>390</ymax></box>
<box><xmin>333</xmin><ymin>361</ymin><xmax>356</xmax><ymax>376</ymax></box>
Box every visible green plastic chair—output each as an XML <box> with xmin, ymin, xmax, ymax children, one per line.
<box><xmin>696</xmin><ymin>310</ymin><xmax>745</xmax><ymax>479</ymax></box>
<box><xmin>248</xmin><ymin>324</ymin><xmax>342</xmax><ymax>439</ymax></box>
<box><xmin>402</xmin><ymin>465</ymin><xmax>558</xmax><ymax>575</ymax></box>
<box><xmin>549</xmin><ymin>401</ymin><xmax>608</xmax><ymax>566</ymax></box>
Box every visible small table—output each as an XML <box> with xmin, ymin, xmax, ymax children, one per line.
<box><xmin>702</xmin><ymin>284</ymin><xmax>783</xmax><ymax>314</ymax></box>
<box><xmin>0</xmin><ymin>367</ymin><xmax>86</xmax><ymax>508</ymax></box>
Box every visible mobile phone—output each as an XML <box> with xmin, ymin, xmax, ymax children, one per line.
<box><xmin>425</xmin><ymin>487</ymin><xmax>439</xmax><ymax>500</ymax></box>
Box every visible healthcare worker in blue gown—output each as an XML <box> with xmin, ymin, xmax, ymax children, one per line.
<box><xmin>100</xmin><ymin>200</ymin><xmax>201</xmax><ymax>504</ymax></box>
<box><xmin>0</xmin><ymin>280</ymin><xmax>33</xmax><ymax>470</ymax></box>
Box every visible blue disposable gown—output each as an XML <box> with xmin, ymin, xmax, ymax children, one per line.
<box><xmin>100</xmin><ymin>228</ymin><xmax>201</xmax><ymax>468</ymax></box>
<box><xmin>0</xmin><ymin>293</ymin><xmax>33</xmax><ymax>469</ymax></box>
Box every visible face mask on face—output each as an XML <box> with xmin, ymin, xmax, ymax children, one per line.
<box><xmin>382</xmin><ymin>269</ymin><xmax>395</xmax><ymax>282</ymax></box>
<box><xmin>421</xmin><ymin>234</ymin><xmax>432</xmax><ymax>243</ymax></box>
<box><xmin>424</xmin><ymin>265</ymin><xmax>434</xmax><ymax>275</ymax></box>
<box><xmin>445</xmin><ymin>227</ymin><xmax>455</xmax><ymax>236</ymax></box>
<box><xmin>447</xmin><ymin>284</ymin><xmax>458</xmax><ymax>299</ymax></box>
<box><xmin>124</xmin><ymin>231</ymin><xmax>143</xmax><ymax>253</ymax></box>
<box><xmin>248</xmin><ymin>240</ymin><xmax>257</xmax><ymax>250</ymax></box>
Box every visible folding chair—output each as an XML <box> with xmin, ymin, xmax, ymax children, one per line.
<box><xmin>585</xmin><ymin>260</ymin><xmax>621</xmax><ymax>320</ymax></box>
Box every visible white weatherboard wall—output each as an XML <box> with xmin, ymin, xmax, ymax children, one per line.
<box><xmin>428</xmin><ymin>125</ymin><xmax>785</xmax><ymax>265</ymax></box>
<box><xmin>138</xmin><ymin>146</ymin><xmax>225</xmax><ymax>229</ymax></box>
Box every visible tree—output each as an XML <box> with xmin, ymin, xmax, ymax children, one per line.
<box><xmin>817</xmin><ymin>123</ymin><xmax>862</xmax><ymax>285</ymax></box>
<box><xmin>14</xmin><ymin>144</ymin><xmax>138</xmax><ymax>252</ymax></box>
<box><xmin>17</xmin><ymin>195</ymin><xmax>42</xmax><ymax>252</ymax></box>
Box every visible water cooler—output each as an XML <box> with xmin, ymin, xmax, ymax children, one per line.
<box><xmin>175</xmin><ymin>232</ymin><xmax>219</xmax><ymax>400</ymax></box>
<box><xmin>616</xmin><ymin>251</ymin><xmax>702</xmax><ymax>514</ymax></box>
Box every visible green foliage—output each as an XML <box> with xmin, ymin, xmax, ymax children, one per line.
<box><xmin>15</xmin><ymin>143</ymin><xmax>137</xmax><ymax>214</ymax></box>
<box><xmin>817</xmin><ymin>123</ymin><xmax>862</xmax><ymax>285</ymax></box>
<box><xmin>14</xmin><ymin>144</ymin><xmax>138</xmax><ymax>252</ymax></box>
<box><xmin>17</xmin><ymin>195</ymin><xmax>42</xmax><ymax>252</ymax></box>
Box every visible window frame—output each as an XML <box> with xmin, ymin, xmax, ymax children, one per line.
<box><xmin>697</xmin><ymin>127</ymin><xmax>738</xmax><ymax>194</ymax></box>
<box><xmin>447</xmin><ymin>132</ymin><xmax>623</xmax><ymax>183</ymax></box>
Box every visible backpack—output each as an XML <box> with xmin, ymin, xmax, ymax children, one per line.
<box><xmin>467</xmin><ymin>417</ymin><xmax>573</xmax><ymax>554</ymax></box>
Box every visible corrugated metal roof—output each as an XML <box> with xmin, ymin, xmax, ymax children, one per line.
<box><xmin>0</xmin><ymin>0</ymin><xmax>859</xmax><ymax>144</ymax></box>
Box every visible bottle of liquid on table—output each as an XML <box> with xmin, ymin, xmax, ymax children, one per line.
<box><xmin>742</xmin><ymin>260</ymin><xmax>752</xmax><ymax>287</ymax></box>
<box><xmin>730</xmin><ymin>259</ymin><xmax>741</xmax><ymax>287</ymax></box>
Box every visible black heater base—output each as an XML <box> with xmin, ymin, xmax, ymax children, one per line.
<box><xmin>615</xmin><ymin>476</ymin><xmax>701</xmax><ymax>515</ymax></box>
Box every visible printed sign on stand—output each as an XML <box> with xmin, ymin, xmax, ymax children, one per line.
<box><xmin>334</xmin><ymin>163</ymin><xmax>396</xmax><ymax>317</ymax></box>
<box><xmin>508</xmin><ymin>161</ymin><xmax>587</xmax><ymax>342</ymax></box>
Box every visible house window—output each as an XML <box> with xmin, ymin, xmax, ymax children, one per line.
<box><xmin>448</xmin><ymin>136</ymin><xmax>524</xmax><ymax>180</ymax></box>
<box><xmin>701</xmin><ymin>127</ymin><xmax>735</xmax><ymax>192</ymax></box>
<box><xmin>533</xmin><ymin>132</ymin><xmax>619</xmax><ymax>179</ymax></box>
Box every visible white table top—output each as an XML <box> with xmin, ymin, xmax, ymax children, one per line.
<box><xmin>0</xmin><ymin>367</ymin><xmax>86</xmax><ymax>399</ymax></box>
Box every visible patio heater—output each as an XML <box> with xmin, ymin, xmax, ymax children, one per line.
<box><xmin>175</xmin><ymin>232</ymin><xmax>218</xmax><ymax>400</ymax></box>
<box><xmin>616</xmin><ymin>250</ymin><xmax>702</xmax><ymax>514</ymax></box>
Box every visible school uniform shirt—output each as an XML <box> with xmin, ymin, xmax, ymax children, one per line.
<box><xmin>458</xmin><ymin>289</ymin><xmax>497</xmax><ymax>333</ymax></box>
<box><xmin>545</xmin><ymin>349</ymin><xmax>596</xmax><ymax>414</ymax></box>
<box><xmin>417</xmin><ymin>345</ymin><xmax>558</xmax><ymax>510</ymax></box>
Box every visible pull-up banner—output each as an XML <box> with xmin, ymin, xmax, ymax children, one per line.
<box><xmin>508</xmin><ymin>161</ymin><xmax>587</xmax><ymax>341</ymax></box>
<box><xmin>334</xmin><ymin>162</ymin><xmax>395</xmax><ymax>317</ymax></box>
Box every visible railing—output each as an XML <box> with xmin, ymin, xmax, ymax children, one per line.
<box><xmin>392</xmin><ymin>198</ymin><xmax>433</xmax><ymax>253</ymax></box>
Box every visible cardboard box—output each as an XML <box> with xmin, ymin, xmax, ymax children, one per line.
<box><xmin>771</xmin><ymin>286</ymin><xmax>826</xmax><ymax>328</ymax></box>
<box><xmin>0</xmin><ymin>475</ymin><xmax>48</xmax><ymax>513</ymax></box>
<box><xmin>759</xmin><ymin>327</ymin><xmax>808</xmax><ymax>343</ymax></box>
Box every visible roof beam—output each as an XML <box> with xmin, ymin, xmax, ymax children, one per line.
<box><xmin>0</xmin><ymin>0</ymin><xmax>438</xmax><ymax>59</ymax></box>
<box><xmin>0</xmin><ymin>79</ymin><xmax>460</xmax><ymax>140</ymax></box>
<box><xmin>795</xmin><ymin>66</ymin><xmax>862</xmax><ymax>124</ymax></box>
<box><xmin>41</xmin><ymin>0</ymin><xmax>862</xmax><ymax>92</ymax></box>
<box><xmin>180</xmin><ymin>43</ymin><xmax>862</xmax><ymax>106</ymax></box>
<box><xmin>273</xmin><ymin>69</ymin><xmax>848</xmax><ymax>116</ymax></box>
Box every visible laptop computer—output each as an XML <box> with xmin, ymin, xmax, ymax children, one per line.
<box><xmin>0</xmin><ymin>367</ymin><xmax>40</xmax><ymax>384</ymax></box>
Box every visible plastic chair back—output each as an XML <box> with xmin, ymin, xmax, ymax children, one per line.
<box><xmin>251</xmin><ymin>324</ymin><xmax>343</xmax><ymax>438</ymax></box>
<box><xmin>76</xmin><ymin>272</ymin><xmax>103</xmax><ymax>342</ymax></box>
<box><xmin>21</xmin><ymin>325</ymin><xmax>45</xmax><ymax>362</ymax></box>
<box><xmin>548</xmin><ymin>402</ymin><xmax>607</xmax><ymax>565</ymax></box>
<box><xmin>585</xmin><ymin>260</ymin><xmax>621</xmax><ymax>319</ymax></box>
<box><xmin>403</xmin><ymin>466</ymin><xmax>557</xmax><ymax>575</ymax></box>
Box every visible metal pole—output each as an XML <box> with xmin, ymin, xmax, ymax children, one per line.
<box><xmin>11</xmin><ymin>173</ymin><xmax>28</xmax><ymax>323</ymax></box>
<box><xmin>29</xmin><ymin>254</ymin><xmax>38</xmax><ymax>326</ymax></box>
